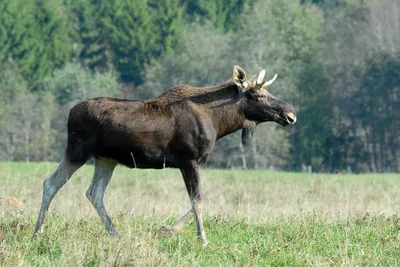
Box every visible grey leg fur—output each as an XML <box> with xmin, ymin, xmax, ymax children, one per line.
<box><xmin>192</xmin><ymin>198</ymin><xmax>207</xmax><ymax>245</ymax></box>
<box><xmin>86</xmin><ymin>158</ymin><xmax>118</xmax><ymax>235</ymax></box>
<box><xmin>33</xmin><ymin>157</ymin><xmax>83</xmax><ymax>237</ymax></box>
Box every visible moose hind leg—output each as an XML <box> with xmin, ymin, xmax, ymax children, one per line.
<box><xmin>158</xmin><ymin>209</ymin><xmax>195</xmax><ymax>238</ymax></box>
<box><xmin>33</xmin><ymin>156</ymin><xmax>83</xmax><ymax>237</ymax></box>
<box><xmin>86</xmin><ymin>158</ymin><xmax>118</xmax><ymax>236</ymax></box>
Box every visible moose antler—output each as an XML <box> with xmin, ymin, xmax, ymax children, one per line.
<box><xmin>262</xmin><ymin>73</ymin><xmax>278</xmax><ymax>89</ymax></box>
<box><xmin>250</xmin><ymin>69</ymin><xmax>266</xmax><ymax>90</ymax></box>
<box><xmin>251</xmin><ymin>70</ymin><xmax>278</xmax><ymax>90</ymax></box>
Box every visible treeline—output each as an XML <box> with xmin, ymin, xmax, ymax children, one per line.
<box><xmin>0</xmin><ymin>0</ymin><xmax>398</xmax><ymax>173</ymax></box>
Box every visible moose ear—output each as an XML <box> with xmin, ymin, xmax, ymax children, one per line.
<box><xmin>233</xmin><ymin>65</ymin><xmax>248</xmax><ymax>89</ymax></box>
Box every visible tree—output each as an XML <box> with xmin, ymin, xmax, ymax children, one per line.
<box><xmin>66</xmin><ymin>0</ymin><xmax>113</xmax><ymax>71</ymax></box>
<box><xmin>102</xmin><ymin>0</ymin><xmax>176</xmax><ymax>85</ymax></box>
<box><xmin>0</xmin><ymin>62</ymin><xmax>58</xmax><ymax>161</ymax></box>
<box><xmin>149</xmin><ymin>0</ymin><xmax>183</xmax><ymax>54</ymax></box>
<box><xmin>139</xmin><ymin>22</ymin><xmax>234</xmax><ymax>99</ymax></box>
<box><xmin>366</xmin><ymin>0</ymin><xmax>400</xmax><ymax>57</ymax></box>
<box><xmin>350</xmin><ymin>53</ymin><xmax>400</xmax><ymax>172</ymax></box>
<box><xmin>318</xmin><ymin>0</ymin><xmax>400</xmax><ymax>172</ymax></box>
<box><xmin>0</xmin><ymin>0</ymin><xmax>74</xmax><ymax>89</ymax></box>
<box><xmin>69</xmin><ymin>0</ymin><xmax>184</xmax><ymax>85</ymax></box>
<box><xmin>233</xmin><ymin>0</ymin><xmax>328</xmax><ymax>170</ymax></box>
<box><xmin>182</xmin><ymin>0</ymin><xmax>257</xmax><ymax>32</ymax></box>
<box><xmin>41</xmin><ymin>63</ymin><xmax>120</xmax><ymax>105</ymax></box>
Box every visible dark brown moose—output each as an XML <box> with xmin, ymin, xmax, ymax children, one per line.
<box><xmin>33</xmin><ymin>65</ymin><xmax>296</xmax><ymax>245</ymax></box>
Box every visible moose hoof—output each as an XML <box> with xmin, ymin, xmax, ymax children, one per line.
<box><xmin>109</xmin><ymin>228</ymin><xmax>120</xmax><ymax>237</ymax></box>
<box><xmin>158</xmin><ymin>225</ymin><xmax>178</xmax><ymax>238</ymax></box>
<box><xmin>200</xmin><ymin>236</ymin><xmax>209</xmax><ymax>246</ymax></box>
<box><xmin>38</xmin><ymin>225</ymin><xmax>45</xmax><ymax>235</ymax></box>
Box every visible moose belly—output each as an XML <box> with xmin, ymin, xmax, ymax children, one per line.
<box><xmin>99</xmin><ymin>146</ymin><xmax>178</xmax><ymax>169</ymax></box>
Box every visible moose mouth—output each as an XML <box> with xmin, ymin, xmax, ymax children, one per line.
<box><xmin>276</xmin><ymin>112</ymin><xmax>297</xmax><ymax>126</ymax></box>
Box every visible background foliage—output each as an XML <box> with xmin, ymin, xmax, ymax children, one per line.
<box><xmin>0</xmin><ymin>0</ymin><xmax>398</xmax><ymax>172</ymax></box>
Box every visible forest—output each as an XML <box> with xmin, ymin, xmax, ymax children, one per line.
<box><xmin>0</xmin><ymin>0</ymin><xmax>398</xmax><ymax>173</ymax></box>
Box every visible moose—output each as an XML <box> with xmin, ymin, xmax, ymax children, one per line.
<box><xmin>33</xmin><ymin>65</ymin><xmax>296</xmax><ymax>245</ymax></box>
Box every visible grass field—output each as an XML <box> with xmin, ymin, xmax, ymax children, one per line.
<box><xmin>0</xmin><ymin>162</ymin><xmax>399</xmax><ymax>266</ymax></box>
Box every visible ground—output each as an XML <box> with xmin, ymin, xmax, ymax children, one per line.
<box><xmin>0</xmin><ymin>162</ymin><xmax>399</xmax><ymax>266</ymax></box>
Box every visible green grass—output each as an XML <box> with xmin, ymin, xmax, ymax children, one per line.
<box><xmin>1</xmin><ymin>162</ymin><xmax>399</xmax><ymax>266</ymax></box>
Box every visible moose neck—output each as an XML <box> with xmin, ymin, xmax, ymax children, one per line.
<box><xmin>202</xmin><ymin>82</ymin><xmax>246</xmax><ymax>139</ymax></box>
<box><xmin>211</xmin><ymin>102</ymin><xmax>245</xmax><ymax>139</ymax></box>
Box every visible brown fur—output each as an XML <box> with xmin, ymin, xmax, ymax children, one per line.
<box><xmin>65</xmin><ymin>81</ymin><xmax>248</xmax><ymax>168</ymax></box>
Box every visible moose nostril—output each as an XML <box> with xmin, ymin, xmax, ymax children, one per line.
<box><xmin>286</xmin><ymin>112</ymin><xmax>297</xmax><ymax>124</ymax></box>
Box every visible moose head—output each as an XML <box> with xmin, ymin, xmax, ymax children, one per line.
<box><xmin>233</xmin><ymin>65</ymin><xmax>297</xmax><ymax>127</ymax></box>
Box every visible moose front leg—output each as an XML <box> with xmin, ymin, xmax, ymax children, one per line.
<box><xmin>181</xmin><ymin>161</ymin><xmax>208</xmax><ymax>245</ymax></box>
<box><xmin>159</xmin><ymin>161</ymin><xmax>208</xmax><ymax>245</ymax></box>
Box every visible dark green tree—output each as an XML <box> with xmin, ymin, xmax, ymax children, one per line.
<box><xmin>149</xmin><ymin>0</ymin><xmax>183</xmax><ymax>54</ymax></box>
<box><xmin>70</xmin><ymin>0</ymin><xmax>184</xmax><ymax>85</ymax></box>
<box><xmin>351</xmin><ymin>53</ymin><xmax>400</xmax><ymax>172</ymax></box>
<box><xmin>182</xmin><ymin>0</ymin><xmax>257</xmax><ymax>32</ymax></box>
<box><xmin>290</xmin><ymin>60</ymin><xmax>333</xmax><ymax>171</ymax></box>
<box><xmin>0</xmin><ymin>0</ymin><xmax>74</xmax><ymax>89</ymax></box>
<box><xmin>66</xmin><ymin>0</ymin><xmax>113</xmax><ymax>71</ymax></box>
<box><xmin>104</xmin><ymin>0</ymin><xmax>157</xmax><ymax>84</ymax></box>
